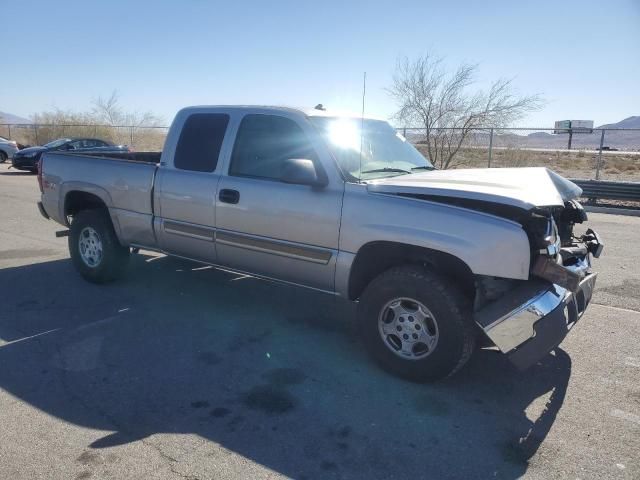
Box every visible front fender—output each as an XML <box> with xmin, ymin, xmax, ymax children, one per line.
<box><xmin>340</xmin><ymin>184</ymin><xmax>531</xmax><ymax>281</ymax></box>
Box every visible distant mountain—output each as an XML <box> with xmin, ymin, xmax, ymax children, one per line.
<box><xmin>597</xmin><ymin>116</ymin><xmax>640</xmax><ymax>129</ymax></box>
<box><xmin>494</xmin><ymin>116</ymin><xmax>640</xmax><ymax>151</ymax></box>
<box><xmin>527</xmin><ymin>131</ymin><xmax>554</xmax><ymax>138</ymax></box>
<box><xmin>407</xmin><ymin>115</ymin><xmax>640</xmax><ymax>151</ymax></box>
<box><xmin>0</xmin><ymin>111</ymin><xmax>32</xmax><ymax>124</ymax></box>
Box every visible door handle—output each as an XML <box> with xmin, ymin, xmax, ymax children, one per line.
<box><xmin>219</xmin><ymin>189</ymin><xmax>240</xmax><ymax>204</ymax></box>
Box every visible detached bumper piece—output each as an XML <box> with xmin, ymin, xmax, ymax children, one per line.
<box><xmin>475</xmin><ymin>273</ymin><xmax>597</xmax><ymax>371</ymax></box>
<box><xmin>532</xmin><ymin>228</ymin><xmax>602</xmax><ymax>292</ymax></box>
<box><xmin>532</xmin><ymin>255</ymin><xmax>585</xmax><ymax>293</ymax></box>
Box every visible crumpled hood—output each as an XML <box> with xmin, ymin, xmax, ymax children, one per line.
<box><xmin>367</xmin><ymin>167</ymin><xmax>582</xmax><ymax>211</ymax></box>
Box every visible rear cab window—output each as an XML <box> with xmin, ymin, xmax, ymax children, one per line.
<box><xmin>174</xmin><ymin>113</ymin><xmax>230</xmax><ymax>172</ymax></box>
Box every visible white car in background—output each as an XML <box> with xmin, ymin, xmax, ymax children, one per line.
<box><xmin>0</xmin><ymin>136</ymin><xmax>19</xmax><ymax>162</ymax></box>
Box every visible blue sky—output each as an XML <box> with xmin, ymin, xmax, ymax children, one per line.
<box><xmin>2</xmin><ymin>0</ymin><xmax>639</xmax><ymax>127</ymax></box>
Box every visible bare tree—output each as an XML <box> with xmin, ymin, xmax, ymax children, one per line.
<box><xmin>90</xmin><ymin>91</ymin><xmax>164</xmax><ymax>149</ymax></box>
<box><xmin>28</xmin><ymin>92</ymin><xmax>165</xmax><ymax>149</ymax></box>
<box><xmin>389</xmin><ymin>55</ymin><xmax>543</xmax><ymax>169</ymax></box>
<box><xmin>91</xmin><ymin>90</ymin><xmax>162</xmax><ymax>128</ymax></box>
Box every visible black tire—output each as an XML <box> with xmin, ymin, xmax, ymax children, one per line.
<box><xmin>69</xmin><ymin>209</ymin><xmax>130</xmax><ymax>283</ymax></box>
<box><xmin>0</xmin><ymin>151</ymin><xmax>7</xmax><ymax>163</ymax></box>
<box><xmin>358</xmin><ymin>265</ymin><xmax>476</xmax><ymax>382</ymax></box>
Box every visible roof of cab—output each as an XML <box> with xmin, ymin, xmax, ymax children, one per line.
<box><xmin>178</xmin><ymin>105</ymin><xmax>384</xmax><ymax>121</ymax></box>
<box><xmin>180</xmin><ymin>105</ymin><xmax>305</xmax><ymax>115</ymax></box>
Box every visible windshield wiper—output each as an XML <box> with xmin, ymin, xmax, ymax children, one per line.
<box><xmin>361</xmin><ymin>167</ymin><xmax>411</xmax><ymax>175</ymax></box>
<box><xmin>411</xmin><ymin>166</ymin><xmax>435</xmax><ymax>171</ymax></box>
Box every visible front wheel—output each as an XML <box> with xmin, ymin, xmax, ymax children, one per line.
<box><xmin>69</xmin><ymin>209</ymin><xmax>130</xmax><ymax>283</ymax></box>
<box><xmin>0</xmin><ymin>151</ymin><xmax>7</xmax><ymax>163</ymax></box>
<box><xmin>358</xmin><ymin>266</ymin><xmax>476</xmax><ymax>382</ymax></box>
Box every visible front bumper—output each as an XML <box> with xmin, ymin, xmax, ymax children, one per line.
<box><xmin>475</xmin><ymin>260</ymin><xmax>598</xmax><ymax>370</ymax></box>
<box><xmin>507</xmin><ymin>274</ymin><xmax>596</xmax><ymax>369</ymax></box>
<box><xmin>12</xmin><ymin>156</ymin><xmax>38</xmax><ymax>170</ymax></box>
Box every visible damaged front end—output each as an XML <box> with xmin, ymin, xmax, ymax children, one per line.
<box><xmin>367</xmin><ymin>166</ymin><xmax>603</xmax><ymax>370</ymax></box>
<box><xmin>475</xmin><ymin>200</ymin><xmax>604</xmax><ymax>370</ymax></box>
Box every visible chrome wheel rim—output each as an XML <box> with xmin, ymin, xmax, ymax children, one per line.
<box><xmin>78</xmin><ymin>226</ymin><xmax>103</xmax><ymax>268</ymax></box>
<box><xmin>378</xmin><ymin>297</ymin><xmax>439</xmax><ymax>360</ymax></box>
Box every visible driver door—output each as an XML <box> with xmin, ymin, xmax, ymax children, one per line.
<box><xmin>215</xmin><ymin>113</ymin><xmax>343</xmax><ymax>292</ymax></box>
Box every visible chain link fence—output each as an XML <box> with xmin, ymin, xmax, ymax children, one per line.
<box><xmin>400</xmin><ymin>127</ymin><xmax>640</xmax><ymax>181</ymax></box>
<box><xmin>0</xmin><ymin>123</ymin><xmax>168</xmax><ymax>152</ymax></box>
<box><xmin>1</xmin><ymin>122</ymin><xmax>639</xmax><ymax>181</ymax></box>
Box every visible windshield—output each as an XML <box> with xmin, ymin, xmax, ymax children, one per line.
<box><xmin>309</xmin><ymin>117</ymin><xmax>433</xmax><ymax>181</ymax></box>
<box><xmin>43</xmin><ymin>138</ymin><xmax>71</xmax><ymax>148</ymax></box>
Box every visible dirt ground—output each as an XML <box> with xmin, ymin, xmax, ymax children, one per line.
<box><xmin>415</xmin><ymin>146</ymin><xmax>640</xmax><ymax>182</ymax></box>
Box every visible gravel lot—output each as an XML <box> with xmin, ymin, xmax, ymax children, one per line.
<box><xmin>0</xmin><ymin>162</ymin><xmax>638</xmax><ymax>480</ymax></box>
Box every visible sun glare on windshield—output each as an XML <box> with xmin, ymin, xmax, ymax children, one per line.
<box><xmin>327</xmin><ymin>119</ymin><xmax>361</xmax><ymax>152</ymax></box>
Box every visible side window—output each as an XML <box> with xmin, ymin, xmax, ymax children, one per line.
<box><xmin>174</xmin><ymin>113</ymin><xmax>230</xmax><ymax>172</ymax></box>
<box><xmin>230</xmin><ymin>114</ymin><xmax>318</xmax><ymax>180</ymax></box>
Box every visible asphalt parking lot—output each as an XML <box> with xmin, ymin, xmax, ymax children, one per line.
<box><xmin>0</xmin><ymin>162</ymin><xmax>638</xmax><ymax>480</ymax></box>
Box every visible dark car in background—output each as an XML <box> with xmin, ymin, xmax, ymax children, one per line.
<box><xmin>11</xmin><ymin>137</ymin><xmax>129</xmax><ymax>172</ymax></box>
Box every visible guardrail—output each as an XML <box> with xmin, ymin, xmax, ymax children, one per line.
<box><xmin>571</xmin><ymin>179</ymin><xmax>640</xmax><ymax>202</ymax></box>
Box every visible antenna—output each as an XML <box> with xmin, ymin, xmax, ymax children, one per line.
<box><xmin>358</xmin><ymin>72</ymin><xmax>366</xmax><ymax>181</ymax></box>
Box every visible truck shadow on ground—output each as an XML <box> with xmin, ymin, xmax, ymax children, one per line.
<box><xmin>0</xmin><ymin>254</ymin><xmax>571</xmax><ymax>479</ymax></box>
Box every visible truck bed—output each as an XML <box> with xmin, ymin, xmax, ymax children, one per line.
<box><xmin>67</xmin><ymin>151</ymin><xmax>162</xmax><ymax>164</ymax></box>
<box><xmin>40</xmin><ymin>152</ymin><xmax>159</xmax><ymax>248</ymax></box>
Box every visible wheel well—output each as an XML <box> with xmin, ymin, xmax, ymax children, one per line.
<box><xmin>348</xmin><ymin>241</ymin><xmax>476</xmax><ymax>301</ymax></box>
<box><xmin>64</xmin><ymin>191</ymin><xmax>107</xmax><ymax>218</ymax></box>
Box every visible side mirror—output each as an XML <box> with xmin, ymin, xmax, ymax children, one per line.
<box><xmin>281</xmin><ymin>158</ymin><xmax>328</xmax><ymax>188</ymax></box>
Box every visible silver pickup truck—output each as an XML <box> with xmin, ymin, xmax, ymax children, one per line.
<box><xmin>37</xmin><ymin>105</ymin><xmax>603</xmax><ymax>381</ymax></box>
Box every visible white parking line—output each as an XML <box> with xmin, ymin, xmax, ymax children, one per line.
<box><xmin>625</xmin><ymin>357</ymin><xmax>640</xmax><ymax>368</ymax></box>
<box><xmin>73</xmin><ymin>313</ymin><xmax>131</xmax><ymax>333</ymax></box>
<box><xmin>610</xmin><ymin>409</ymin><xmax>640</xmax><ymax>426</ymax></box>
<box><xmin>230</xmin><ymin>274</ymin><xmax>252</xmax><ymax>281</ymax></box>
<box><xmin>0</xmin><ymin>328</ymin><xmax>61</xmax><ymax>348</ymax></box>
<box><xmin>592</xmin><ymin>303</ymin><xmax>640</xmax><ymax>316</ymax></box>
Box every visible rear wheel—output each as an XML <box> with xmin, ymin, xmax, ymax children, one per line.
<box><xmin>358</xmin><ymin>265</ymin><xmax>476</xmax><ymax>382</ymax></box>
<box><xmin>69</xmin><ymin>209</ymin><xmax>130</xmax><ymax>283</ymax></box>
<box><xmin>0</xmin><ymin>151</ymin><xmax>7</xmax><ymax>163</ymax></box>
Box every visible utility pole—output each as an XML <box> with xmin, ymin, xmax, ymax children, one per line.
<box><xmin>595</xmin><ymin>129</ymin><xmax>606</xmax><ymax>180</ymax></box>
